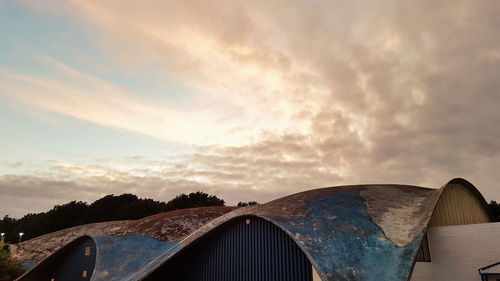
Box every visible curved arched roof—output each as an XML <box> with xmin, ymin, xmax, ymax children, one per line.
<box><xmin>133</xmin><ymin>178</ymin><xmax>490</xmax><ymax>281</ymax></box>
<box><xmin>132</xmin><ymin>184</ymin><xmax>439</xmax><ymax>281</ymax></box>
<box><xmin>15</xmin><ymin>206</ymin><xmax>235</xmax><ymax>281</ymax></box>
<box><xmin>445</xmin><ymin>177</ymin><xmax>492</xmax><ymax>219</ymax></box>
<box><xmin>15</xmin><ymin>236</ymin><xmax>96</xmax><ymax>281</ymax></box>
<box><xmin>16</xmin><ymin>178</ymin><xmax>491</xmax><ymax>281</ymax></box>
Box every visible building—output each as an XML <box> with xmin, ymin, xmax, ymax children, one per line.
<box><xmin>15</xmin><ymin>178</ymin><xmax>499</xmax><ymax>281</ymax></box>
<box><xmin>411</xmin><ymin>223</ymin><xmax>500</xmax><ymax>281</ymax></box>
<box><xmin>479</xmin><ymin>262</ymin><xmax>500</xmax><ymax>281</ymax></box>
<box><xmin>14</xmin><ymin>206</ymin><xmax>236</xmax><ymax>280</ymax></box>
<box><xmin>18</xmin><ymin>236</ymin><xmax>96</xmax><ymax>281</ymax></box>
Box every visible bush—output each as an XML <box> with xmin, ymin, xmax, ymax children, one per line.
<box><xmin>0</xmin><ymin>241</ymin><xmax>25</xmax><ymax>281</ymax></box>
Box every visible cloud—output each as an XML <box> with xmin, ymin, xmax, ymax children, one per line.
<box><xmin>2</xmin><ymin>0</ymin><xmax>499</xmax><ymax>217</ymax></box>
<box><xmin>0</xmin><ymin>158</ymin><xmax>287</xmax><ymax>217</ymax></box>
<box><xmin>0</xmin><ymin>56</ymin><xmax>291</xmax><ymax>146</ymax></box>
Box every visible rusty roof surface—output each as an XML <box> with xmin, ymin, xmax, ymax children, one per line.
<box><xmin>12</xmin><ymin>206</ymin><xmax>235</xmax><ymax>266</ymax></box>
<box><xmin>17</xmin><ymin>178</ymin><xmax>488</xmax><ymax>281</ymax></box>
<box><xmin>131</xmin><ymin>184</ymin><xmax>443</xmax><ymax>281</ymax></box>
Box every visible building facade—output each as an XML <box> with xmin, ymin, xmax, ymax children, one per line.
<box><xmin>411</xmin><ymin>223</ymin><xmax>500</xmax><ymax>281</ymax></box>
<box><xmin>15</xmin><ymin>178</ymin><xmax>498</xmax><ymax>281</ymax></box>
<box><xmin>144</xmin><ymin>216</ymin><xmax>315</xmax><ymax>281</ymax></box>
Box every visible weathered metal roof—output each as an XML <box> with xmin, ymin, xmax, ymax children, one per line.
<box><xmin>133</xmin><ymin>178</ymin><xmax>488</xmax><ymax>281</ymax></box>
<box><xmin>15</xmin><ymin>206</ymin><xmax>235</xmax><ymax>281</ymax></box>
<box><xmin>12</xmin><ymin>206</ymin><xmax>236</xmax><ymax>267</ymax></box>
<box><xmin>131</xmin><ymin>184</ymin><xmax>441</xmax><ymax>281</ymax></box>
<box><xmin>90</xmin><ymin>235</ymin><xmax>177</xmax><ymax>281</ymax></box>
<box><xmin>16</xmin><ymin>178</ymin><xmax>490</xmax><ymax>281</ymax></box>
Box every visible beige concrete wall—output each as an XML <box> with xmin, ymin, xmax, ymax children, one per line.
<box><xmin>411</xmin><ymin>223</ymin><xmax>500</xmax><ymax>281</ymax></box>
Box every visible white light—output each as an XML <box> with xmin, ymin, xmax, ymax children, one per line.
<box><xmin>0</xmin><ymin>233</ymin><xmax>4</xmax><ymax>236</ymax></box>
<box><xmin>19</xmin><ymin>233</ymin><xmax>23</xmax><ymax>236</ymax></box>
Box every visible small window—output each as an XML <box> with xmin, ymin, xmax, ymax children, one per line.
<box><xmin>82</xmin><ymin>270</ymin><xmax>88</xmax><ymax>277</ymax></box>
<box><xmin>85</xmin><ymin>247</ymin><xmax>91</xmax><ymax>256</ymax></box>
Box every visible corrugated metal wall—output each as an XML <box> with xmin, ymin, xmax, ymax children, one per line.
<box><xmin>51</xmin><ymin>237</ymin><xmax>95</xmax><ymax>281</ymax></box>
<box><xmin>429</xmin><ymin>184</ymin><xmax>490</xmax><ymax>227</ymax></box>
<box><xmin>415</xmin><ymin>233</ymin><xmax>431</xmax><ymax>262</ymax></box>
<box><xmin>415</xmin><ymin>184</ymin><xmax>491</xmax><ymax>262</ymax></box>
<box><xmin>145</xmin><ymin>216</ymin><xmax>312</xmax><ymax>281</ymax></box>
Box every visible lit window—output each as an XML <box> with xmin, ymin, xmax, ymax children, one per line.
<box><xmin>82</xmin><ymin>270</ymin><xmax>88</xmax><ymax>277</ymax></box>
<box><xmin>85</xmin><ymin>247</ymin><xmax>91</xmax><ymax>256</ymax></box>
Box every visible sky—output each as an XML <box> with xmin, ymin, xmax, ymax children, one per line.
<box><xmin>1</xmin><ymin>0</ymin><xmax>499</xmax><ymax>218</ymax></box>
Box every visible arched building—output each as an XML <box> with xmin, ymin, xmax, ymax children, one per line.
<box><xmin>144</xmin><ymin>216</ymin><xmax>314</xmax><ymax>281</ymax></box>
<box><xmin>410</xmin><ymin>179</ymin><xmax>497</xmax><ymax>281</ymax></box>
<box><xmin>16</xmin><ymin>178</ymin><xmax>498</xmax><ymax>281</ymax></box>
<box><xmin>18</xmin><ymin>236</ymin><xmax>96</xmax><ymax>281</ymax></box>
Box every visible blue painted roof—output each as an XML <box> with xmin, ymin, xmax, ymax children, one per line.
<box><xmin>91</xmin><ymin>234</ymin><xmax>178</xmax><ymax>281</ymax></box>
<box><xmin>17</xmin><ymin>178</ymin><xmax>490</xmax><ymax>281</ymax></box>
<box><xmin>132</xmin><ymin>184</ymin><xmax>441</xmax><ymax>281</ymax></box>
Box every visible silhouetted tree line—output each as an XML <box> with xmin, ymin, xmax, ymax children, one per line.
<box><xmin>237</xmin><ymin>201</ymin><xmax>258</xmax><ymax>207</ymax></box>
<box><xmin>488</xmin><ymin>200</ymin><xmax>500</xmax><ymax>222</ymax></box>
<box><xmin>0</xmin><ymin>191</ymin><xmax>225</xmax><ymax>243</ymax></box>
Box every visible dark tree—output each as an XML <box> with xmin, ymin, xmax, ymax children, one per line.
<box><xmin>488</xmin><ymin>200</ymin><xmax>500</xmax><ymax>222</ymax></box>
<box><xmin>0</xmin><ymin>216</ymin><xmax>16</xmax><ymax>243</ymax></box>
<box><xmin>165</xmin><ymin>191</ymin><xmax>225</xmax><ymax>210</ymax></box>
<box><xmin>237</xmin><ymin>201</ymin><xmax>259</xmax><ymax>207</ymax></box>
<box><xmin>88</xmin><ymin>194</ymin><xmax>167</xmax><ymax>222</ymax></box>
<box><xmin>46</xmin><ymin>201</ymin><xmax>90</xmax><ymax>231</ymax></box>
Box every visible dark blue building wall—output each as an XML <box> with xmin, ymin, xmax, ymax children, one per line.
<box><xmin>144</xmin><ymin>216</ymin><xmax>312</xmax><ymax>281</ymax></box>
<box><xmin>19</xmin><ymin>236</ymin><xmax>96</xmax><ymax>281</ymax></box>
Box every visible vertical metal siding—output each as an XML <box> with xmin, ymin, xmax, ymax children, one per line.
<box><xmin>415</xmin><ymin>184</ymin><xmax>491</xmax><ymax>262</ymax></box>
<box><xmin>51</xmin><ymin>238</ymin><xmax>96</xmax><ymax>280</ymax></box>
<box><xmin>429</xmin><ymin>184</ymin><xmax>490</xmax><ymax>228</ymax></box>
<box><xmin>146</xmin><ymin>216</ymin><xmax>312</xmax><ymax>281</ymax></box>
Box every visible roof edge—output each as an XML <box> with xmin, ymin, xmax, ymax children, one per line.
<box><xmin>15</xmin><ymin>235</ymin><xmax>96</xmax><ymax>281</ymax></box>
<box><xmin>479</xmin><ymin>261</ymin><xmax>500</xmax><ymax>272</ymax></box>
<box><xmin>133</xmin><ymin>214</ymin><xmax>322</xmax><ymax>281</ymax></box>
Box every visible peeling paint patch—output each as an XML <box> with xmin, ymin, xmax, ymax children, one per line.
<box><xmin>268</xmin><ymin>190</ymin><xmax>424</xmax><ymax>281</ymax></box>
<box><xmin>360</xmin><ymin>186</ymin><xmax>439</xmax><ymax>246</ymax></box>
<box><xmin>92</xmin><ymin>234</ymin><xmax>178</xmax><ymax>281</ymax></box>
<box><xmin>17</xmin><ymin>183</ymin><xmax>455</xmax><ymax>281</ymax></box>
